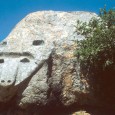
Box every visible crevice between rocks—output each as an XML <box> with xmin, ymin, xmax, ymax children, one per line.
<box><xmin>46</xmin><ymin>52</ymin><xmax>64</xmax><ymax>108</ymax></box>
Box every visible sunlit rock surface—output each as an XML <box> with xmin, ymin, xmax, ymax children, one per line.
<box><xmin>0</xmin><ymin>11</ymin><xmax>112</xmax><ymax>115</ymax></box>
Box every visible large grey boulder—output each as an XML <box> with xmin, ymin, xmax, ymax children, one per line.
<box><xmin>0</xmin><ymin>11</ymin><xmax>104</xmax><ymax>114</ymax></box>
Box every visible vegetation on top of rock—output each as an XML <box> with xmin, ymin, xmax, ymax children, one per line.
<box><xmin>75</xmin><ymin>7</ymin><xmax>115</xmax><ymax>73</ymax></box>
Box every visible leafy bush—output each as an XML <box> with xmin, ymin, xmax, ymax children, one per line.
<box><xmin>75</xmin><ymin>7</ymin><xmax>115</xmax><ymax>73</ymax></box>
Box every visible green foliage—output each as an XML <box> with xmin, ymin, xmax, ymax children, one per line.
<box><xmin>75</xmin><ymin>7</ymin><xmax>115</xmax><ymax>72</ymax></box>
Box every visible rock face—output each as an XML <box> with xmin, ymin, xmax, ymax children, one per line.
<box><xmin>0</xmin><ymin>11</ymin><xmax>103</xmax><ymax>114</ymax></box>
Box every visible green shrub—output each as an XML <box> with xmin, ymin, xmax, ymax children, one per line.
<box><xmin>75</xmin><ymin>7</ymin><xmax>115</xmax><ymax>73</ymax></box>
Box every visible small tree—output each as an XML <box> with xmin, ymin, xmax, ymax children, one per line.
<box><xmin>75</xmin><ymin>7</ymin><xmax>115</xmax><ymax>73</ymax></box>
<box><xmin>75</xmin><ymin>7</ymin><xmax>115</xmax><ymax>103</ymax></box>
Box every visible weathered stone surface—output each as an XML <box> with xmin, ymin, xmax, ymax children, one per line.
<box><xmin>0</xmin><ymin>11</ymin><xmax>111</xmax><ymax>114</ymax></box>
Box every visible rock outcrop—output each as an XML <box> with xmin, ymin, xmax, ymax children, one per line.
<box><xmin>0</xmin><ymin>11</ymin><xmax>114</xmax><ymax>115</ymax></box>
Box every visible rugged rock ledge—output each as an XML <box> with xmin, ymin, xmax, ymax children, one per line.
<box><xmin>0</xmin><ymin>11</ymin><xmax>114</xmax><ymax>115</ymax></box>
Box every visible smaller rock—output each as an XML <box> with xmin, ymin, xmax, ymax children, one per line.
<box><xmin>72</xmin><ymin>111</ymin><xmax>90</xmax><ymax>115</ymax></box>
